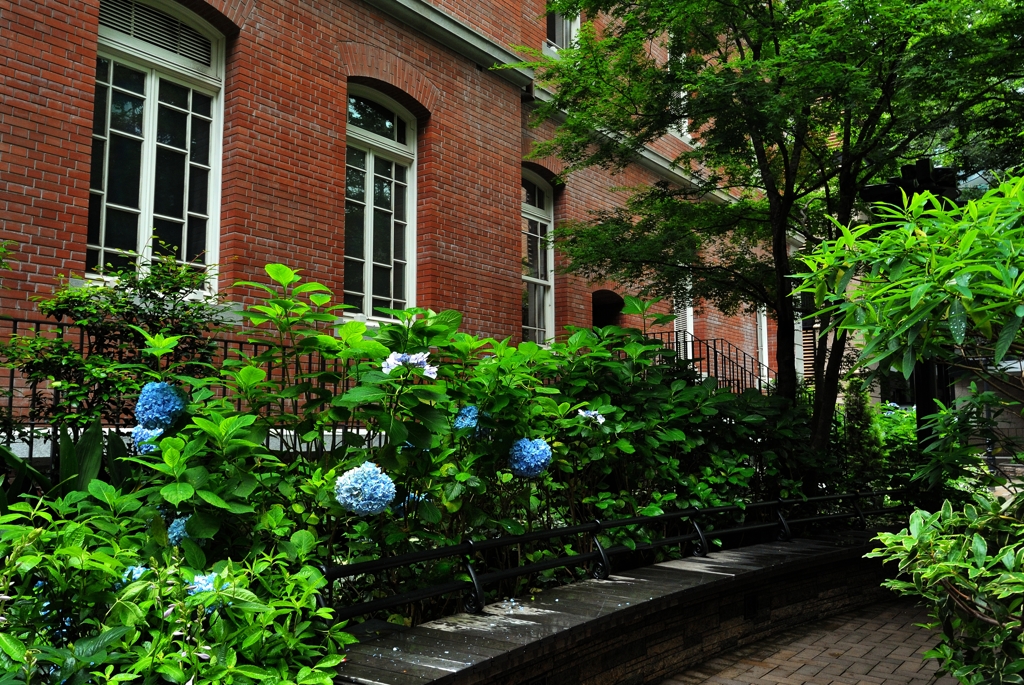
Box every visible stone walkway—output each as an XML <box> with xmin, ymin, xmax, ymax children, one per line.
<box><xmin>662</xmin><ymin>599</ymin><xmax>957</xmax><ymax>685</ymax></box>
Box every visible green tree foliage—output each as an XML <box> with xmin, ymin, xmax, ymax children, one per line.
<box><xmin>801</xmin><ymin>178</ymin><xmax>1024</xmax><ymax>683</ymax></box>
<box><xmin>526</xmin><ymin>0</ymin><xmax>1024</xmax><ymax>449</ymax></box>
<box><xmin>798</xmin><ymin>177</ymin><xmax>1024</xmax><ymax>403</ymax></box>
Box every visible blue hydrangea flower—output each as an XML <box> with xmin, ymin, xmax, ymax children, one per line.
<box><xmin>135</xmin><ymin>382</ymin><xmax>186</xmax><ymax>429</ymax></box>
<box><xmin>381</xmin><ymin>351</ymin><xmax>438</xmax><ymax>379</ymax></box>
<box><xmin>335</xmin><ymin>462</ymin><xmax>396</xmax><ymax>515</ymax></box>
<box><xmin>131</xmin><ymin>425</ymin><xmax>164</xmax><ymax>454</ymax></box>
<box><xmin>577</xmin><ymin>409</ymin><xmax>606</xmax><ymax>425</ymax></box>
<box><xmin>454</xmin><ymin>406</ymin><xmax>479</xmax><ymax>430</ymax></box>
<box><xmin>509</xmin><ymin>438</ymin><xmax>552</xmax><ymax>478</ymax></box>
<box><xmin>167</xmin><ymin>516</ymin><xmax>191</xmax><ymax>546</ymax></box>
<box><xmin>123</xmin><ymin>565</ymin><xmax>148</xmax><ymax>583</ymax></box>
<box><xmin>188</xmin><ymin>572</ymin><xmax>217</xmax><ymax>595</ymax></box>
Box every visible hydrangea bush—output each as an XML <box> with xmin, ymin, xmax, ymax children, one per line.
<box><xmin>0</xmin><ymin>264</ymin><xmax>817</xmax><ymax>682</ymax></box>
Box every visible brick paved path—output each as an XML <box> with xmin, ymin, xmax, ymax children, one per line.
<box><xmin>662</xmin><ymin>599</ymin><xmax>958</xmax><ymax>685</ymax></box>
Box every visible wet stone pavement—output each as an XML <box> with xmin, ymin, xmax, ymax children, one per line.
<box><xmin>662</xmin><ymin>599</ymin><xmax>957</xmax><ymax>685</ymax></box>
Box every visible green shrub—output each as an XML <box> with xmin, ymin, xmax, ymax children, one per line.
<box><xmin>0</xmin><ymin>264</ymin><xmax>827</xmax><ymax>682</ymax></box>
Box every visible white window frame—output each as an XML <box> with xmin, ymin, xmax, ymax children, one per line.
<box><xmin>521</xmin><ymin>170</ymin><xmax>555</xmax><ymax>344</ymax></box>
<box><xmin>543</xmin><ymin>13</ymin><xmax>580</xmax><ymax>58</ymax></box>
<box><xmin>343</xmin><ymin>85</ymin><xmax>417</xmax><ymax>322</ymax></box>
<box><xmin>92</xmin><ymin>0</ymin><xmax>224</xmax><ymax>283</ymax></box>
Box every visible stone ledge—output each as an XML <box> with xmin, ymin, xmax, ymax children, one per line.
<box><xmin>336</xmin><ymin>537</ymin><xmax>892</xmax><ymax>685</ymax></box>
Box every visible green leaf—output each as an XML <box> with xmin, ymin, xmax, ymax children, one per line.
<box><xmin>265</xmin><ymin>263</ymin><xmax>300</xmax><ymax>286</ymax></box>
<box><xmin>417</xmin><ymin>500</ymin><xmax>443</xmax><ymax>524</ymax></box>
<box><xmin>181</xmin><ymin>538</ymin><xmax>207</xmax><ymax>569</ymax></box>
<box><xmin>160</xmin><ymin>482</ymin><xmax>195</xmax><ymax>507</ymax></box>
<box><xmin>59</xmin><ymin>424</ymin><xmax>78</xmax><ymax>495</ymax></box>
<box><xmin>105</xmin><ymin>431</ymin><xmax>130</xmax><ymax>488</ymax></box>
<box><xmin>994</xmin><ymin>314</ymin><xmax>1022</xmax><ymax>363</ymax></box>
<box><xmin>74</xmin><ymin>627</ymin><xmax>130</xmax><ymax>659</ymax></box>
<box><xmin>186</xmin><ymin>511</ymin><xmax>221</xmax><ymax>539</ymax></box>
<box><xmin>87</xmin><ymin>479</ymin><xmax>116</xmax><ymax>505</ymax></box>
<box><xmin>75</xmin><ymin>418</ymin><xmax>105</xmax><ymax>491</ymax></box>
<box><xmin>197</xmin><ymin>489</ymin><xmax>230</xmax><ymax>509</ymax></box>
<box><xmin>233</xmin><ymin>665</ymin><xmax>274</xmax><ymax>679</ymax></box>
<box><xmin>332</xmin><ymin>386</ymin><xmax>386</xmax><ymax>407</ymax></box>
<box><xmin>971</xmin><ymin>533</ymin><xmax>987</xmax><ymax>567</ymax></box>
<box><xmin>290</xmin><ymin>530</ymin><xmax>316</xmax><ymax>556</ymax></box>
<box><xmin>0</xmin><ymin>634</ymin><xmax>27</xmax><ymax>662</ymax></box>
<box><xmin>948</xmin><ymin>299</ymin><xmax>967</xmax><ymax>344</ymax></box>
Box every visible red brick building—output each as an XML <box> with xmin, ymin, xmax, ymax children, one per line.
<box><xmin>1</xmin><ymin>0</ymin><xmax>783</xmax><ymax>378</ymax></box>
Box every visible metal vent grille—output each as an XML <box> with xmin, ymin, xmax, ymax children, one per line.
<box><xmin>100</xmin><ymin>0</ymin><xmax>212</xmax><ymax>67</ymax></box>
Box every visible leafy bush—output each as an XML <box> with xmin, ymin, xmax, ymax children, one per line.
<box><xmin>0</xmin><ymin>264</ymin><xmax>830</xmax><ymax>682</ymax></box>
<box><xmin>868</xmin><ymin>492</ymin><xmax>1024</xmax><ymax>685</ymax></box>
<box><xmin>0</xmin><ymin>255</ymin><xmax>225</xmax><ymax>432</ymax></box>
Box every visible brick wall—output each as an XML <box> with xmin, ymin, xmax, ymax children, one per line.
<box><xmin>2</xmin><ymin>0</ymin><xmax>752</xmax><ymax>358</ymax></box>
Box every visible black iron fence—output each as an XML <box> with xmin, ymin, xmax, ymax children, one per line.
<box><xmin>1</xmin><ymin>316</ymin><xmax>774</xmax><ymax>465</ymax></box>
<box><xmin>321</xmin><ymin>490</ymin><xmax>907</xmax><ymax>622</ymax></box>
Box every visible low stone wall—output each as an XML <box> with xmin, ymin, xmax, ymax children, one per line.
<box><xmin>336</xmin><ymin>537</ymin><xmax>894</xmax><ymax>685</ymax></box>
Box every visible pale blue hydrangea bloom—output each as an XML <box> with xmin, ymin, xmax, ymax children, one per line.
<box><xmin>123</xmin><ymin>565</ymin><xmax>148</xmax><ymax>583</ymax></box>
<box><xmin>335</xmin><ymin>462</ymin><xmax>396</xmax><ymax>515</ymax></box>
<box><xmin>135</xmin><ymin>382</ymin><xmax>186</xmax><ymax>429</ymax></box>
<box><xmin>509</xmin><ymin>438</ymin><xmax>552</xmax><ymax>478</ymax></box>
<box><xmin>577</xmin><ymin>409</ymin><xmax>606</xmax><ymax>425</ymax></box>
<box><xmin>454</xmin><ymin>406</ymin><xmax>479</xmax><ymax>430</ymax></box>
<box><xmin>131</xmin><ymin>425</ymin><xmax>164</xmax><ymax>454</ymax></box>
<box><xmin>381</xmin><ymin>351</ymin><xmax>438</xmax><ymax>379</ymax></box>
<box><xmin>167</xmin><ymin>516</ymin><xmax>191</xmax><ymax>546</ymax></box>
<box><xmin>188</xmin><ymin>573</ymin><xmax>217</xmax><ymax>595</ymax></box>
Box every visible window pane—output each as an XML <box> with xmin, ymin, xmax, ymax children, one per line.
<box><xmin>346</xmin><ymin>168</ymin><xmax>365</xmax><ymax>201</ymax></box>
<box><xmin>190</xmin><ymin>117</ymin><xmax>210</xmax><ymax>165</ymax></box>
<box><xmin>107</xmin><ymin>134</ymin><xmax>142</xmax><ymax>208</ymax></box>
<box><xmin>104</xmin><ymin>251</ymin><xmax>135</xmax><ymax>272</ymax></box>
<box><xmin>347</xmin><ymin>147</ymin><xmax>366</xmax><ymax>170</ymax></box>
<box><xmin>372</xmin><ymin>265</ymin><xmax>390</xmax><ymax>297</ymax></box>
<box><xmin>394</xmin><ymin>263</ymin><xmax>405</xmax><ymax>302</ymax></box>
<box><xmin>159</xmin><ymin>80</ymin><xmax>189</xmax><ymax>108</ymax></box>
<box><xmin>394</xmin><ymin>222</ymin><xmax>406</xmax><ymax>261</ymax></box>
<box><xmin>90</xmin><ymin>139</ymin><xmax>105</xmax><ymax>191</ymax></box>
<box><xmin>157</xmin><ymin>105</ymin><xmax>188</xmax><ymax>148</ymax></box>
<box><xmin>374</xmin><ymin>158</ymin><xmax>393</xmax><ymax>179</ymax></box>
<box><xmin>522</xmin><ymin>221</ymin><xmax>540</xmax><ymax>279</ymax></box>
<box><xmin>397</xmin><ymin>118</ymin><xmax>407</xmax><ymax>145</ymax></box>
<box><xmin>105</xmin><ymin>207</ymin><xmax>138</xmax><ymax>251</ymax></box>
<box><xmin>373</xmin><ymin>298</ymin><xmax>390</xmax><ymax>314</ymax></box>
<box><xmin>110</xmin><ymin>90</ymin><xmax>144</xmax><ymax>136</ymax></box>
<box><xmin>153</xmin><ymin>218</ymin><xmax>182</xmax><ymax>257</ymax></box>
<box><xmin>394</xmin><ymin>185</ymin><xmax>406</xmax><ymax>221</ymax></box>
<box><xmin>343</xmin><ymin>293</ymin><xmax>363</xmax><ymax>310</ymax></box>
<box><xmin>348</xmin><ymin>95</ymin><xmax>395</xmax><ymax>139</ymax></box>
<box><xmin>373</xmin><ymin>177</ymin><xmax>391</xmax><ymax>208</ymax></box>
<box><xmin>188</xmin><ymin>166</ymin><xmax>208</xmax><ymax>214</ymax></box>
<box><xmin>113</xmin><ymin>63</ymin><xmax>145</xmax><ymax>94</ymax></box>
<box><xmin>93</xmin><ymin>85</ymin><xmax>108</xmax><ymax>135</ymax></box>
<box><xmin>187</xmin><ymin>216</ymin><xmax>207</xmax><ymax>263</ymax></box>
<box><xmin>344</xmin><ymin>202</ymin><xmax>364</xmax><ymax>259</ymax></box>
<box><xmin>373</xmin><ymin>209</ymin><xmax>391</xmax><ymax>263</ymax></box>
<box><xmin>192</xmin><ymin>92</ymin><xmax>212</xmax><ymax>117</ymax></box>
<box><xmin>344</xmin><ymin>258</ymin><xmax>364</xmax><ymax>293</ymax></box>
<box><xmin>86</xmin><ymin>248</ymin><xmax>100</xmax><ymax>272</ymax></box>
<box><xmin>87</xmin><ymin>193</ymin><xmax>101</xmax><ymax>244</ymax></box>
<box><xmin>96</xmin><ymin>57</ymin><xmax>110</xmax><ymax>84</ymax></box>
<box><xmin>154</xmin><ymin>147</ymin><xmax>186</xmax><ymax>218</ymax></box>
<box><xmin>395</xmin><ymin>164</ymin><xmax>406</xmax><ymax>184</ymax></box>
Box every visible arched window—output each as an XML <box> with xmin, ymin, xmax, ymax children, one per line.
<box><xmin>521</xmin><ymin>171</ymin><xmax>555</xmax><ymax>343</ymax></box>
<box><xmin>89</xmin><ymin>0</ymin><xmax>224</xmax><ymax>274</ymax></box>
<box><xmin>343</xmin><ymin>88</ymin><xmax>416</xmax><ymax>318</ymax></box>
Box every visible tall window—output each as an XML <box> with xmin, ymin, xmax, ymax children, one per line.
<box><xmin>344</xmin><ymin>90</ymin><xmax>415</xmax><ymax>318</ymax></box>
<box><xmin>89</xmin><ymin>0</ymin><xmax>223</xmax><ymax>273</ymax></box>
<box><xmin>521</xmin><ymin>173</ymin><xmax>555</xmax><ymax>344</ymax></box>
<box><xmin>544</xmin><ymin>13</ymin><xmax>579</xmax><ymax>56</ymax></box>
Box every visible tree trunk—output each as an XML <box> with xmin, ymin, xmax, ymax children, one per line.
<box><xmin>771</xmin><ymin>206</ymin><xmax>798</xmax><ymax>402</ymax></box>
<box><xmin>810</xmin><ymin>328</ymin><xmax>847</xmax><ymax>454</ymax></box>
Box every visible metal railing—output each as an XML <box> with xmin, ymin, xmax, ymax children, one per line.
<box><xmin>647</xmin><ymin>330</ymin><xmax>775</xmax><ymax>394</ymax></box>
<box><xmin>321</xmin><ymin>490</ymin><xmax>907</xmax><ymax>622</ymax></box>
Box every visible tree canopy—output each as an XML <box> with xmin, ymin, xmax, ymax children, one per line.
<box><xmin>527</xmin><ymin>0</ymin><xmax>1024</xmax><ymax>446</ymax></box>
